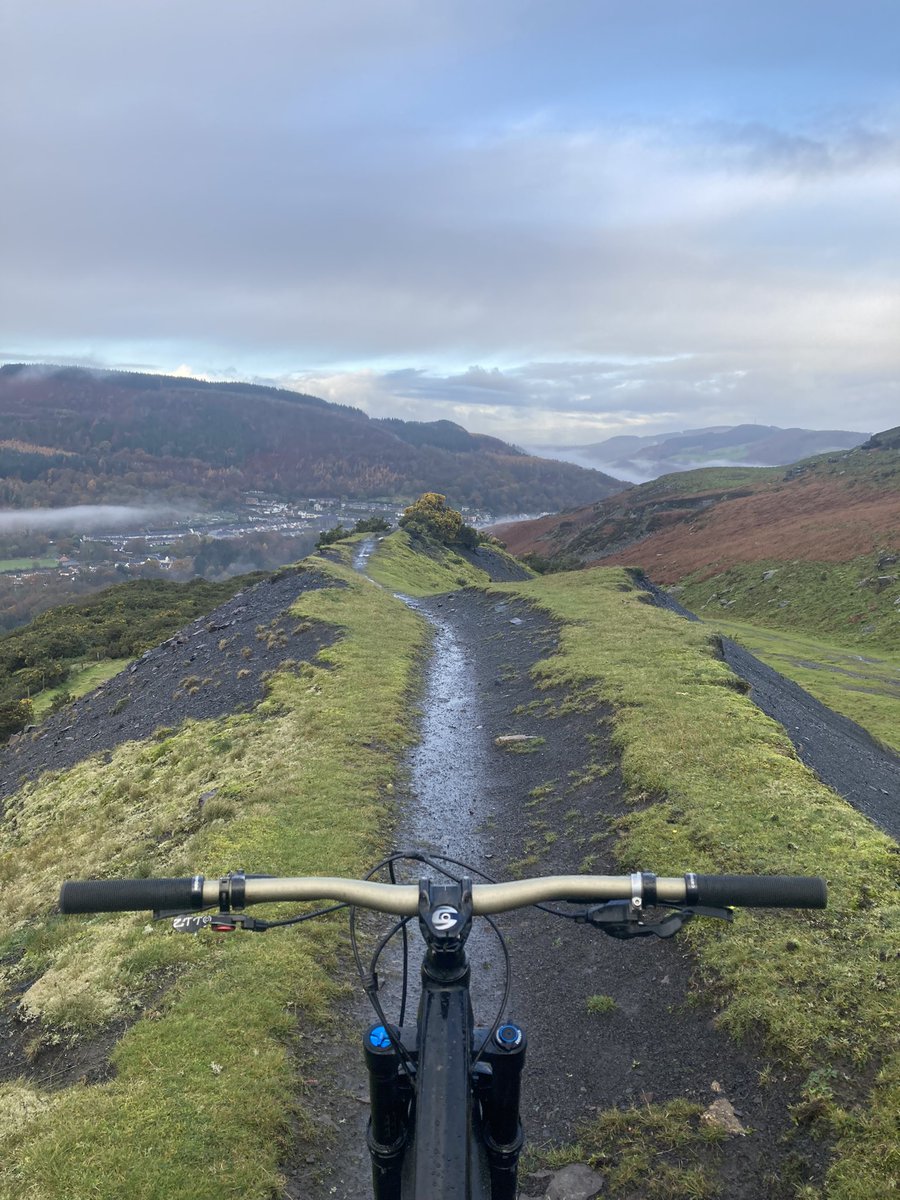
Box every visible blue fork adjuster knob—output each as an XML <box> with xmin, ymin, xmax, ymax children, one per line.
<box><xmin>495</xmin><ymin>1023</ymin><xmax>523</xmax><ymax>1049</ymax></box>
<box><xmin>368</xmin><ymin>1024</ymin><xmax>392</xmax><ymax>1050</ymax></box>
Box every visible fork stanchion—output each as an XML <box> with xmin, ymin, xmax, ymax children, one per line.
<box><xmin>480</xmin><ymin>1023</ymin><xmax>526</xmax><ymax>1199</ymax></box>
<box><xmin>364</xmin><ymin>1024</ymin><xmax>410</xmax><ymax>1199</ymax></box>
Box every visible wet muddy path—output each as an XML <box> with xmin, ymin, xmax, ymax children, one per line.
<box><xmin>289</xmin><ymin>563</ymin><xmax>827</xmax><ymax>1199</ymax></box>
<box><xmin>374</xmin><ymin>590</ymin><xmax>522</xmax><ymax>1030</ymax></box>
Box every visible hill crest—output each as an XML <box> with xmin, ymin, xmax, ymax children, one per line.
<box><xmin>494</xmin><ymin>436</ymin><xmax>900</xmax><ymax>583</ymax></box>
<box><xmin>0</xmin><ymin>364</ymin><xmax>626</xmax><ymax>514</ymax></box>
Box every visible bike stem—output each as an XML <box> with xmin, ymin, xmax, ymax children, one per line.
<box><xmin>364</xmin><ymin>878</ymin><xmax>526</xmax><ymax>1199</ymax></box>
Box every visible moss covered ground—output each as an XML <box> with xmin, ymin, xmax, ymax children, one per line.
<box><xmin>495</xmin><ymin>566</ymin><xmax>899</xmax><ymax>1199</ymax></box>
<box><xmin>0</xmin><ymin>560</ymin><xmax>426</xmax><ymax>1199</ymax></box>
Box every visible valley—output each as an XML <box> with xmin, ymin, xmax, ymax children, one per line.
<box><xmin>0</xmin><ymin>495</ymin><xmax>407</xmax><ymax>634</ymax></box>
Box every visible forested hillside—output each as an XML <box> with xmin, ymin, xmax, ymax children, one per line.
<box><xmin>0</xmin><ymin>365</ymin><xmax>625</xmax><ymax>512</ymax></box>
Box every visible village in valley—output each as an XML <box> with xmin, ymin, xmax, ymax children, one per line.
<box><xmin>0</xmin><ymin>494</ymin><xmax>499</xmax><ymax>632</ymax></box>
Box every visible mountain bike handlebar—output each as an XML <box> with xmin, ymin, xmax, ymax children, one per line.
<box><xmin>58</xmin><ymin>871</ymin><xmax>827</xmax><ymax>915</ymax></box>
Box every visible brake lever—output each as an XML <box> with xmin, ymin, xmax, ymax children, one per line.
<box><xmin>575</xmin><ymin>899</ymin><xmax>732</xmax><ymax>940</ymax></box>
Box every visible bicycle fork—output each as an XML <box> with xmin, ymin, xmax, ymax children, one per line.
<box><xmin>364</xmin><ymin>1020</ymin><xmax>526</xmax><ymax>1200</ymax></box>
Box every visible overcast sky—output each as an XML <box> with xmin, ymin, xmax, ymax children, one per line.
<box><xmin>2</xmin><ymin>1</ymin><xmax>898</xmax><ymax>444</ymax></box>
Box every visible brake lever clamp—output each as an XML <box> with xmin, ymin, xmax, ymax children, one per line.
<box><xmin>169</xmin><ymin>912</ymin><xmax>269</xmax><ymax>933</ymax></box>
<box><xmin>575</xmin><ymin>900</ymin><xmax>733</xmax><ymax>940</ymax></box>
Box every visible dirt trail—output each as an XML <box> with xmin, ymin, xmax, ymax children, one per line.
<box><xmin>292</xmin><ymin>557</ymin><xmax>827</xmax><ymax>1198</ymax></box>
<box><xmin>636</xmin><ymin>572</ymin><xmax>900</xmax><ymax>839</ymax></box>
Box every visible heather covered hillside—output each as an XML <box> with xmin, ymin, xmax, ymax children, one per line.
<box><xmin>496</xmin><ymin>431</ymin><xmax>900</xmax><ymax>762</ymax></box>
<box><xmin>0</xmin><ymin>366</ymin><xmax>625</xmax><ymax>513</ymax></box>
<box><xmin>493</xmin><ymin>431</ymin><xmax>900</xmax><ymax>651</ymax></box>
<box><xmin>495</xmin><ymin>432</ymin><xmax>900</xmax><ymax>580</ymax></box>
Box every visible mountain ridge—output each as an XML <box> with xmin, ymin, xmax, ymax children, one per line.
<box><xmin>530</xmin><ymin>422</ymin><xmax>868</xmax><ymax>481</ymax></box>
<box><xmin>0</xmin><ymin>364</ymin><xmax>626</xmax><ymax>513</ymax></box>
<box><xmin>492</xmin><ymin>431</ymin><xmax>900</xmax><ymax>650</ymax></box>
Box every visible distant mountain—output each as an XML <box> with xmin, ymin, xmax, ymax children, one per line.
<box><xmin>529</xmin><ymin>424</ymin><xmax>868</xmax><ymax>482</ymax></box>
<box><xmin>0</xmin><ymin>365</ymin><xmax>626</xmax><ymax>514</ymax></box>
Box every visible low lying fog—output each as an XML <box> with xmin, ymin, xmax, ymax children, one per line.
<box><xmin>0</xmin><ymin>506</ymin><xmax>181</xmax><ymax>534</ymax></box>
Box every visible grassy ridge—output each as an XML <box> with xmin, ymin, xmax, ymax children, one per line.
<box><xmin>3</xmin><ymin>535</ymin><xmax>898</xmax><ymax>1196</ymax></box>
<box><xmin>498</xmin><ymin>567</ymin><xmax>899</xmax><ymax>1198</ymax></box>
<box><xmin>0</xmin><ymin>562</ymin><xmax>426</xmax><ymax>1199</ymax></box>
<box><xmin>363</xmin><ymin>529</ymin><xmax>492</xmax><ymax>595</ymax></box>
<box><xmin>635</xmin><ymin>464</ymin><xmax>781</xmax><ymax>498</ymax></box>
<box><xmin>679</xmin><ymin>554</ymin><xmax>900</xmax><ymax>654</ymax></box>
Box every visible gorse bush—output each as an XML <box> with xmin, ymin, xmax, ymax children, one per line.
<box><xmin>399</xmin><ymin>493</ymin><xmax>479</xmax><ymax>549</ymax></box>
<box><xmin>0</xmin><ymin>697</ymin><xmax>33</xmax><ymax>740</ymax></box>
<box><xmin>315</xmin><ymin>524</ymin><xmax>351</xmax><ymax>548</ymax></box>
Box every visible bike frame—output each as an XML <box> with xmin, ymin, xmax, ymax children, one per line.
<box><xmin>363</xmin><ymin>877</ymin><xmax>525</xmax><ymax>1200</ymax></box>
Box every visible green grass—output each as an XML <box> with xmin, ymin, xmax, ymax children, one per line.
<box><xmin>679</xmin><ymin>553</ymin><xmax>900</xmax><ymax>654</ymax></box>
<box><xmin>705</xmin><ymin>617</ymin><xmax>900</xmax><ymax>754</ymax></box>
<box><xmin>31</xmin><ymin>659</ymin><xmax>132</xmax><ymax>717</ymax></box>
<box><xmin>0</xmin><ymin>558</ymin><xmax>58</xmax><ymax>572</ymax></box>
<box><xmin>585</xmin><ymin>993</ymin><xmax>617</xmax><ymax>1015</ymax></box>
<box><xmin>637</xmin><ymin>464</ymin><xmax>781</xmax><ymax>499</ymax></box>
<box><xmin>495</xmin><ymin>565</ymin><xmax>899</xmax><ymax>1198</ymax></box>
<box><xmin>364</xmin><ymin>529</ymin><xmax>492</xmax><ymax>595</ymax></box>
<box><xmin>0</xmin><ymin>560</ymin><xmax>426</xmax><ymax>1199</ymax></box>
<box><xmin>531</xmin><ymin>1098</ymin><xmax>727</xmax><ymax>1199</ymax></box>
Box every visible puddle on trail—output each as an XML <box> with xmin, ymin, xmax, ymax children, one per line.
<box><xmin>352</xmin><ymin>536</ymin><xmax>377</xmax><ymax>572</ymax></box>
<box><xmin>376</xmin><ymin>593</ymin><xmax>507</xmax><ymax>1028</ymax></box>
<box><xmin>397</xmin><ymin>596</ymin><xmax>493</xmax><ymax>865</ymax></box>
<box><xmin>348</xmin><ymin>548</ymin><xmax>507</xmax><ymax>1027</ymax></box>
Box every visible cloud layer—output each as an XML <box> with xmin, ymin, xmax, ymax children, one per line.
<box><xmin>3</xmin><ymin>1</ymin><xmax>898</xmax><ymax>441</ymax></box>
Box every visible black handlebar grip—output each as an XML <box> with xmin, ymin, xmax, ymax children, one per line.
<box><xmin>693</xmin><ymin>874</ymin><xmax>826</xmax><ymax>909</ymax></box>
<box><xmin>59</xmin><ymin>877</ymin><xmax>202</xmax><ymax>914</ymax></box>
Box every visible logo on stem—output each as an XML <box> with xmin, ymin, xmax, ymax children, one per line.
<box><xmin>432</xmin><ymin>906</ymin><xmax>459</xmax><ymax>931</ymax></box>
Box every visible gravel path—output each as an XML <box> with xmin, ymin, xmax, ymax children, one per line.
<box><xmin>0</xmin><ymin>566</ymin><xmax>339</xmax><ymax>808</ymax></box>
<box><xmin>634</xmin><ymin>572</ymin><xmax>900</xmax><ymax>840</ymax></box>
